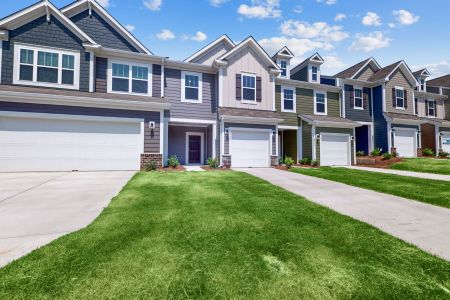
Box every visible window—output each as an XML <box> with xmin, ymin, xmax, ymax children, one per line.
<box><xmin>354</xmin><ymin>88</ymin><xmax>363</xmax><ymax>109</ymax></box>
<box><xmin>311</xmin><ymin>66</ymin><xmax>318</xmax><ymax>82</ymax></box>
<box><xmin>242</xmin><ymin>74</ymin><xmax>256</xmax><ymax>101</ymax></box>
<box><xmin>181</xmin><ymin>71</ymin><xmax>202</xmax><ymax>103</ymax></box>
<box><xmin>279</xmin><ymin>60</ymin><xmax>287</xmax><ymax>77</ymax></box>
<box><xmin>420</xmin><ymin>78</ymin><xmax>425</xmax><ymax>91</ymax></box>
<box><xmin>428</xmin><ymin>100</ymin><xmax>436</xmax><ymax>117</ymax></box>
<box><xmin>282</xmin><ymin>87</ymin><xmax>295</xmax><ymax>112</ymax></box>
<box><xmin>395</xmin><ymin>88</ymin><xmax>405</xmax><ymax>109</ymax></box>
<box><xmin>14</xmin><ymin>44</ymin><xmax>79</xmax><ymax>89</ymax></box>
<box><xmin>414</xmin><ymin>98</ymin><xmax>418</xmax><ymax>115</ymax></box>
<box><xmin>110</xmin><ymin>61</ymin><xmax>151</xmax><ymax>95</ymax></box>
<box><xmin>314</xmin><ymin>91</ymin><xmax>327</xmax><ymax>115</ymax></box>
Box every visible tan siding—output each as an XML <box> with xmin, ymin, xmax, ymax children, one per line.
<box><xmin>222</xmin><ymin>46</ymin><xmax>274</xmax><ymax>111</ymax></box>
<box><xmin>354</xmin><ymin>65</ymin><xmax>375</xmax><ymax>81</ymax></box>
<box><xmin>416</xmin><ymin>97</ymin><xmax>444</xmax><ymax>119</ymax></box>
<box><xmin>192</xmin><ymin>41</ymin><xmax>232</xmax><ymax>65</ymax></box>
<box><xmin>385</xmin><ymin>70</ymin><xmax>415</xmax><ymax>115</ymax></box>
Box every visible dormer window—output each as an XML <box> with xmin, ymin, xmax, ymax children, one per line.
<box><xmin>310</xmin><ymin>65</ymin><xmax>319</xmax><ymax>83</ymax></box>
<box><xmin>279</xmin><ymin>60</ymin><xmax>287</xmax><ymax>77</ymax></box>
<box><xmin>420</xmin><ymin>78</ymin><xmax>425</xmax><ymax>91</ymax></box>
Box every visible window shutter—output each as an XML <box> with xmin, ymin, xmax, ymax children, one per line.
<box><xmin>256</xmin><ymin>76</ymin><xmax>262</xmax><ymax>102</ymax></box>
<box><xmin>434</xmin><ymin>102</ymin><xmax>437</xmax><ymax>117</ymax></box>
<box><xmin>392</xmin><ymin>88</ymin><xmax>396</xmax><ymax>108</ymax></box>
<box><xmin>236</xmin><ymin>74</ymin><xmax>241</xmax><ymax>100</ymax></box>
<box><xmin>349</xmin><ymin>86</ymin><xmax>354</xmax><ymax>108</ymax></box>
<box><xmin>425</xmin><ymin>99</ymin><xmax>429</xmax><ymax>116</ymax></box>
<box><xmin>404</xmin><ymin>90</ymin><xmax>408</xmax><ymax>109</ymax></box>
<box><xmin>363</xmin><ymin>89</ymin><xmax>368</xmax><ymax>109</ymax></box>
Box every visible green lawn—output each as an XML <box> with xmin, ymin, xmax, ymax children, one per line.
<box><xmin>1</xmin><ymin>172</ymin><xmax>449</xmax><ymax>299</ymax></box>
<box><xmin>390</xmin><ymin>158</ymin><xmax>450</xmax><ymax>175</ymax></box>
<box><xmin>291</xmin><ymin>167</ymin><xmax>450</xmax><ymax>209</ymax></box>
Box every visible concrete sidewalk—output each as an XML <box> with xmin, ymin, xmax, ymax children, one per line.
<box><xmin>344</xmin><ymin>166</ymin><xmax>450</xmax><ymax>181</ymax></box>
<box><xmin>236</xmin><ymin>168</ymin><xmax>450</xmax><ymax>262</ymax></box>
<box><xmin>0</xmin><ymin>171</ymin><xmax>134</xmax><ymax>268</ymax></box>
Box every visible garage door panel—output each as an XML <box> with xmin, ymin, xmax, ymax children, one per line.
<box><xmin>0</xmin><ymin>115</ymin><xmax>143</xmax><ymax>172</ymax></box>
<box><xmin>395</xmin><ymin>130</ymin><xmax>415</xmax><ymax>158</ymax></box>
<box><xmin>442</xmin><ymin>134</ymin><xmax>450</xmax><ymax>152</ymax></box>
<box><xmin>320</xmin><ymin>134</ymin><xmax>350</xmax><ymax>166</ymax></box>
<box><xmin>230</xmin><ymin>130</ymin><xmax>270</xmax><ymax>168</ymax></box>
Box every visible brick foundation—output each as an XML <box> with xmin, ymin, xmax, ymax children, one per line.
<box><xmin>417</xmin><ymin>148</ymin><xmax>422</xmax><ymax>157</ymax></box>
<box><xmin>271</xmin><ymin>155</ymin><xmax>278</xmax><ymax>166</ymax></box>
<box><xmin>222</xmin><ymin>155</ymin><xmax>231</xmax><ymax>168</ymax></box>
<box><xmin>140</xmin><ymin>153</ymin><xmax>163</xmax><ymax>170</ymax></box>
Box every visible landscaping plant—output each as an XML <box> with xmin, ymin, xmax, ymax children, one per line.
<box><xmin>206</xmin><ymin>157</ymin><xmax>219</xmax><ymax>168</ymax></box>
<box><xmin>382</xmin><ymin>152</ymin><xmax>393</xmax><ymax>160</ymax></box>
<box><xmin>438</xmin><ymin>150</ymin><xmax>449</xmax><ymax>158</ymax></box>
<box><xmin>356</xmin><ymin>151</ymin><xmax>365</xmax><ymax>157</ymax></box>
<box><xmin>311</xmin><ymin>159</ymin><xmax>320</xmax><ymax>167</ymax></box>
<box><xmin>299</xmin><ymin>157</ymin><xmax>311</xmax><ymax>165</ymax></box>
<box><xmin>143</xmin><ymin>161</ymin><xmax>158</xmax><ymax>171</ymax></box>
<box><xmin>167</xmin><ymin>155</ymin><xmax>180</xmax><ymax>168</ymax></box>
<box><xmin>370</xmin><ymin>148</ymin><xmax>382</xmax><ymax>157</ymax></box>
<box><xmin>422</xmin><ymin>148</ymin><xmax>435</xmax><ymax>157</ymax></box>
<box><xmin>283</xmin><ymin>156</ymin><xmax>295</xmax><ymax>169</ymax></box>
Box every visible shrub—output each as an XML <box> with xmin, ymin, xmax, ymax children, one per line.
<box><xmin>382</xmin><ymin>152</ymin><xmax>393</xmax><ymax>160</ymax></box>
<box><xmin>370</xmin><ymin>148</ymin><xmax>382</xmax><ymax>157</ymax></box>
<box><xmin>356</xmin><ymin>151</ymin><xmax>365</xmax><ymax>157</ymax></box>
<box><xmin>311</xmin><ymin>160</ymin><xmax>320</xmax><ymax>167</ymax></box>
<box><xmin>167</xmin><ymin>155</ymin><xmax>180</xmax><ymax>168</ymax></box>
<box><xmin>206</xmin><ymin>157</ymin><xmax>219</xmax><ymax>168</ymax></box>
<box><xmin>143</xmin><ymin>161</ymin><xmax>158</xmax><ymax>171</ymax></box>
<box><xmin>284</xmin><ymin>156</ymin><xmax>295</xmax><ymax>169</ymax></box>
<box><xmin>299</xmin><ymin>157</ymin><xmax>311</xmax><ymax>165</ymax></box>
<box><xmin>422</xmin><ymin>148</ymin><xmax>435</xmax><ymax>157</ymax></box>
<box><xmin>438</xmin><ymin>150</ymin><xmax>449</xmax><ymax>158</ymax></box>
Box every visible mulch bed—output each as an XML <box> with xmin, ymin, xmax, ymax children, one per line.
<box><xmin>201</xmin><ymin>166</ymin><xmax>231</xmax><ymax>171</ymax></box>
<box><xmin>356</xmin><ymin>156</ymin><xmax>403</xmax><ymax>168</ymax></box>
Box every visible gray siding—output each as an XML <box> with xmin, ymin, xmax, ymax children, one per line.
<box><xmin>291</xmin><ymin>66</ymin><xmax>308</xmax><ymax>81</ymax></box>
<box><xmin>1</xmin><ymin>15</ymin><xmax>90</xmax><ymax>91</ymax></box>
<box><xmin>344</xmin><ymin>84</ymin><xmax>372</xmax><ymax>122</ymax></box>
<box><xmin>0</xmin><ymin>101</ymin><xmax>160</xmax><ymax>153</ymax></box>
<box><xmin>327</xmin><ymin>91</ymin><xmax>340</xmax><ymax>117</ymax></box>
<box><xmin>95</xmin><ymin>57</ymin><xmax>107</xmax><ymax>93</ymax></box>
<box><xmin>152</xmin><ymin>64</ymin><xmax>162</xmax><ymax>98</ymax></box>
<box><xmin>164</xmin><ymin>68</ymin><xmax>216</xmax><ymax>120</ymax></box>
<box><xmin>354</xmin><ymin>65</ymin><xmax>376</xmax><ymax>81</ymax></box>
<box><xmin>168</xmin><ymin>125</ymin><xmax>212</xmax><ymax>165</ymax></box>
<box><xmin>224</xmin><ymin>123</ymin><xmax>276</xmax><ymax>156</ymax></box>
<box><xmin>70</xmin><ymin>10</ymin><xmax>139</xmax><ymax>53</ymax></box>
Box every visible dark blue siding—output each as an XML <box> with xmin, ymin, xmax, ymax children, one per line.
<box><xmin>355</xmin><ymin>125</ymin><xmax>369</xmax><ymax>154</ymax></box>
<box><xmin>1</xmin><ymin>15</ymin><xmax>90</xmax><ymax>91</ymax></box>
<box><xmin>290</xmin><ymin>66</ymin><xmax>308</xmax><ymax>81</ymax></box>
<box><xmin>344</xmin><ymin>84</ymin><xmax>372</xmax><ymax>122</ymax></box>
<box><xmin>320</xmin><ymin>77</ymin><xmax>336</xmax><ymax>86</ymax></box>
<box><xmin>70</xmin><ymin>10</ymin><xmax>139</xmax><ymax>53</ymax></box>
<box><xmin>373</xmin><ymin>85</ymin><xmax>388</xmax><ymax>152</ymax></box>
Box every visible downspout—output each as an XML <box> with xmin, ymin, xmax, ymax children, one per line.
<box><xmin>161</xmin><ymin>57</ymin><xmax>166</xmax><ymax>98</ymax></box>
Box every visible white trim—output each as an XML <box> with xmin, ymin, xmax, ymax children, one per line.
<box><xmin>107</xmin><ymin>58</ymin><xmax>153</xmax><ymax>96</ymax></box>
<box><xmin>163</xmin><ymin>117</ymin><xmax>169</xmax><ymax>166</ymax></box>
<box><xmin>228</xmin><ymin>127</ymin><xmax>273</xmax><ymax>133</ymax></box>
<box><xmin>309</xmin><ymin>64</ymin><xmax>320</xmax><ymax>83</ymax></box>
<box><xmin>342</xmin><ymin>85</ymin><xmax>346</xmax><ymax>118</ymax></box>
<box><xmin>89</xmin><ymin>50</ymin><xmax>94</xmax><ymax>92</ymax></box>
<box><xmin>185</xmin><ymin>132</ymin><xmax>204</xmax><ymax>165</ymax></box>
<box><xmin>13</xmin><ymin>43</ymin><xmax>80</xmax><ymax>90</ymax></box>
<box><xmin>353</xmin><ymin>129</ymin><xmax>357</xmax><ymax>164</ymax></box>
<box><xmin>0</xmin><ymin>41</ymin><xmax>2</xmax><ymax>84</ymax></box>
<box><xmin>297</xmin><ymin>125</ymin><xmax>302</xmax><ymax>162</ymax></box>
<box><xmin>161</xmin><ymin>57</ymin><xmax>165</xmax><ymax>98</ymax></box>
<box><xmin>357</xmin><ymin>121</ymin><xmax>374</xmax><ymax>153</ymax></box>
<box><xmin>181</xmin><ymin>71</ymin><xmax>202</xmax><ymax>103</ymax></box>
<box><xmin>394</xmin><ymin>87</ymin><xmax>406</xmax><ymax>110</ymax></box>
<box><xmin>184</xmin><ymin>34</ymin><xmax>235</xmax><ymax>62</ymax></box>
<box><xmin>159</xmin><ymin>111</ymin><xmax>164</xmax><ymax>154</ymax></box>
<box><xmin>220</xmin><ymin>119</ymin><xmax>226</xmax><ymax>158</ymax></box>
<box><xmin>385</xmin><ymin>61</ymin><xmax>419</xmax><ymax>87</ymax></box>
<box><xmin>220</xmin><ymin>115</ymin><xmax>283</xmax><ymax>125</ymax></box>
<box><xmin>169</xmin><ymin>117</ymin><xmax>216</xmax><ymax>125</ymax></box>
<box><xmin>277</xmin><ymin>58</ymin><xmax>290</xmax><ymax>78</ymax></box>
<box><xmin>314</xmin><ymin>90</ymin><xmax>327</xmax><ymax>115</ymax></box>
<box><xmin>312</xmin><ymin>125</ymin><xmax>317</xmax><ymax>161</ymax></box>
<box><xmin>350</xmin><ymin>57</ymin><xmax>381</xmax><ymax>79</ymax></box>
<box><xmin>278</xmin><ymin>125</ymin><xmax>298</xmax><ymax>130</ymax></box>
<box><xmin>212</xmin><ymin>123</ymin><xmax>217</xmax><ymax>159</ymax></box>
<box><xmin>387</xmin><ymin>120</ymin><xmax>392</xmax><ymax>151</ymax></box>
<box><xmin>218</xmin><ymin>67</ymin><xmax>224</xmax><ymax>107</ymax></box>
<box><xmin>392</xmin><ymin>127</ymin><xmax>418</xmax><ymax>157</ymax></box>
<box><xmin>281</xmin><ymin>85</ymin><xmax>296</xmax><ymax>113</ymax></box>
<box><xmin>353</xmin><ymin>86</ymin><xmax>364</xmax><ymax>110</ymax></box>
<box><xmin>275</xmin><ymin>126</ymin><xmax>279</xmax><ymax>157</ymax></box>
<box><xmin>276</xmin><ymin>77</ymin><xmax>341</xmax><ymax>93</ymax></box>
<box><xmin>241</xmin><ymin>73</ymin><xmax>257</xmax><ymax>103</ymax></box>
<box><xmin>271</xmin><ymin>75</ymin><xmax>276</xmax><ymax>111</ymax></box>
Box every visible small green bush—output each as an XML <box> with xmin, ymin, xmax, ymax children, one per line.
<box><xmin>438</xmin><ymin>150</ymin><xmax>449</xmax><ymax>158</ymax></box>
<box><xmin>299</xmin><ymin>157</ymin><xmax>311</xmax><ymax>165</ymax></box>
<box><xmin>370</xmin><ymin>148</ymin><xmax>382</xmax><ymax>157</ymax></box>
<box><xmin>167</xmin><ymin>155</ymin><xmax>180</xmax><ymax>168</ymax></box>
<box><xmin>356</xmin><ymin>151</ymin><xmax>365</xmax><ymax>157</ymax></box>
<box><xmin>422</xmin><ymin>148</ymin><xmax>435</xmax><ymax>157</ymax></box>
<box><xmin>143</xmin><ymin>161</ymin><xmax>158</xmax><ymax>171</ymax></box>
<box><xmin>284</xmin><ymin>156</ymin><xmax>295</xmax><ymax>169</ymax></box>
<box><xmin>206</xmin><ymin>157</ymin><xmax>219</xmax><ymax>168</ymax></box>
<box><xmin>311</xmin><ymin>160</ymin><xmax>320</xmax><ymax>167</ymax></box>
<box><xmin>382</xmin><ymin>152</ymin><xmax>393</xmax><ymax>160</ymax></box>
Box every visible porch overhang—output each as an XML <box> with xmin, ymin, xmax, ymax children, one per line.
<box><xmin>300</xmin><ymin>115</ymin><xmax>361</xmax><ymax>129</ymax></box>
<box><xmin>220</xmin><ymin>115</ymin><xmax>283</xmax><ymax>125</ymax></box>
<box><xmin>383</xmin><ymin>113</ymin><xmax>432</xmax><ymax>126</ymax></box>
<box><xmin>414</xmin><ymin>90</ymin><xmax>447</xmax><ymax>101</ymax></box>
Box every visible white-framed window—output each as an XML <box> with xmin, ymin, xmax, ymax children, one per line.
<box><xmin>13</xmin><ymin>43</ymin><xmax>80</xmax><ymax>89</ymax></box>
<box><xmin>420</xmin><ymin>78</ymin><xmax>425</xmax><ymax>91</ymax></box>
<box><xmin>314</xmin><ymin>91</ymin><xmax>327</xmax><ymax>115</ymax></box>
<box><xmin>310</xmin><ymin>65</ymin><xmax>319</xmax><ymax>82</ymax></box>
<box><xmin>395</xmin><ymin>87</ymin><xmax>405</xmax><ymax>109</ymax></box>
<box><xmin>281</xmin><ymin>86</ymin><xmax>295</xmax><ymax>112</ymax></box>
<box><xmin>354</xmin><ymin>87</ymin><xmax>363</xmax><ymax>109</ymax></box>
<box><xmin>279</xmin><ymin>60</ymin><xmax>287</xmax><ymax>77</ymax></box>
<box><xmin>242</xmin><ymin>74</ymin><xmax>256</xmax><ymax>102</ymax></box>
<box><xmin>428</xmin><ymin>100</ymin><xmax>436</xmax><ymax>117</ymax></box>
<box><xmin>181</xmin><ymin>71</ymin><xmax>202</xmax><ymax>103</ymax></box>
<box><xmin>108</xmin><ymin>60</ymin><xmax>152</xmax><ymax>95</ymax></box>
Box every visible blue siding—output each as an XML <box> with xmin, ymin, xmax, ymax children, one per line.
<box><xmin>320</xmin><ymin>77</ymin><xmax>336</xmax><ymax>86</ymax></box>
<box><xmin>1</xmin><ymin>15</ymin><xmax>90</xmax><ymax>91</ymax></box>
<box><xmin>344</xmin><ymin>84</ymin><xmax>372</xmax><ymax>122</ymax></box>
<box><xmin>373</xmin><ymin>85</ymin><xmax>388</xmax><ymax>152</ymax></box>
<box><xmin>355</xmin><ymin>125</ymin><xmax>369</xmax><ymax>154</ymax></box>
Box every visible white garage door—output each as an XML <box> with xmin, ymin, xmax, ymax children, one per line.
<box><xmin>320</xmin><ymin>133</ymin><xmax>350</xmax><ymax>166</ymax></box>
<box><xmin>0</xmin><ymin>113</ymin><xmax>143</xmax><ymax>172</ymax></box>
<box><xmin>230</xmin><ymin>129</ymin><xmax>270</xmax><ymax>167</ymax></box>
<box><xmin>394</xmin><ymin>129</ymin><xmax>416</xmax><ymax>158</ymax></box>
<box><xmin>442</xmin><ymin>133</ymin><xmax>450</xmax><ymax>153</ymax></box>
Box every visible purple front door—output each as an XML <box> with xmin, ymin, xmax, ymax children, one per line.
<box><xmin>188</xmin><ymin>135</ymin><xmax>201</xmax><ymax>164</ymax></box>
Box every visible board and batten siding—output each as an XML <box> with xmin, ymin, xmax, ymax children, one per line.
<box><xmin>1</xmin><ymin>15</ymin><xmax>90</xmax><ymax>91</ymax></box>
<box><xmin>344</xmin><ymin>84</ymin><xmax>372</xmax><ymax>122</ymax></box>
<box><xmin>191</xmin><ymin>41</ymin><xmax>232</xmax><ymax>65</ymax></box>
<box><xmin>0</xmin><ymin>101</ymin><xmax>161</xmax><ymax>153</ymax></box>
<box><xmin>164</xmin><ymin>68</ymin><xmax>216</xmax><ymax>120</ymax></box>
<box><xmin>385</xmin><ymin>69</ymin><xmax>415</xmax><ymax>115</ymax></box>
<box><xmin>222</xmin><ymin>47</ymin><xmax>274</xmax><ymax>111</ymax></box>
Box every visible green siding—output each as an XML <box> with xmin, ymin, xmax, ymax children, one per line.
<box><xmin>301</xmin><ymin>120</ymin><xmax>312</xmax><ymax>159</ymax></box>
<box><xmin>327</xmin><ymin>91</ymin><xmax>340</xmax><ymax>118</ymax></box>
<box><xmin>275</xmin><ymin>85</ymin><xmax>298</xmax><ymax>126</ymax></box>
<box><xmin>298</xmin><ymin>88</ymin><xmax>314</xmax><ymax>115</ymax></box>
<box><xmin>315</xmin><ymin>127</ymin><xmax>354</xmax><ymax>164</ymax></box>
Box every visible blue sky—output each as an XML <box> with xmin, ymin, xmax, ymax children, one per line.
<box><xmin>4</xmin><ymin>0</ymin><xmax>450</xmax><ymax>77</ymax></box>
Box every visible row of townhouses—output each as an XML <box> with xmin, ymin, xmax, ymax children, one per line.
<box><xmin>1</xmin><ymin>0</ymin><xmax>449</xmax><ymax>171</ymax></box>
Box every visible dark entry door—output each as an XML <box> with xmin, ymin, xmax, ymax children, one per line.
<box><xmin>188</xmin><ymin>135</ymin><xmax>201</xmax><ymax>164</ymax></box>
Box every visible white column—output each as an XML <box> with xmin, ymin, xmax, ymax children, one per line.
<box><xmin>218</xmin><ymin>67</ymin><xmax>224</xmax><ymax>107</ymax></box>
<box><xmin>212</xmin><ymin>122</ymin><xmax>217</xmax><ymax>159</ymax></box>
<box><xmin>312</xmin><ymin>126</ymin><xmax>317</xmax><ymax>161</ymax></box>
<box><xmin>297</xmin><ymin>126</ymin><xmax>302</xmax><ymax>162</ymax></box>
<box><xmin>89</xmin><ymin>51</ymin><xmax>94</xmax><ymax>92</ymax></box>
<box><xmin>435</xmin><ymin>125</ymin><xmax>440</xmax><ymax>155</ymax></box>
<box><xmin>163</xmin><ymin>117</ymin><xmax>169</xmax><ymax>166</ymax></box>
<box><xmin>0</xmin><ymin>41</ymin><xmax>2</xmax><ymax>84</ymax></box>
<box><xmin>161</xmin><ymin>58</ymin><xmax>165</xmax><ymax>98</ymax></box>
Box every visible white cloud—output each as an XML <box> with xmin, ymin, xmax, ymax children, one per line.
<box><xmin>393</xmin><ymin>10</ymin><xmax>420</xmax><ymax>26</ymax></box>
<box><xmin>143</xmin><ymin>0</ymin><xmax>162</xmax><ymax>11</ymax></box>
<box><xmin>334</xmin><ymin>13</ymin><xmax>346</xmax><ymax>22</ymax></box>
<box><xmin>412</xmin><ymin>61</ymin><xmax>450</xmax><ymax>78</ymax></box>
<box><xmin>259</xmin><ymin>37</ymin><xmax>333</xmax><ymax>58</ymax></box>
<box><xmin>293</xmin><ymin>6</ymin><xmax>303</xmax><ymax>14</ymax></box>
<box><xmin>156</xmin><ymin>29</ymin><xmax>175</xmax><ymax>40</ymax></box>
<box><xmin>349</xmin><ymin>31</ymin><xmax>391</xmax><ymax>52</ymax></box>
<box><xmin>388</xmin><ymin>23</ymin><xmax>396</xmax><ymax>28</ymax></box>
<box><xmin>125</xmin><ymin>24</ymin><xmax>135</xmax><ymax>32</ymax></box>
<box><xmin>191</xmin><ymin>31</ymin><xmax>208</xmax><ymax>42</ymax></box>
<box><xmin>238</xmin><ymin>0</ymin><xmax>281</xmax><ymax>19</ymax></box>
<box><xmin>209</xmin><ymin>0</ymin><xmax>229</xmax><ymax>7</ymax></box>
<box><xmin>96</xmin><ymin>0</ymin><xmax>110</xmax><ymax>7</ymax></box>
<box><xmin>322</xmin><ymin>55</ymin><xmax>346</xmax><ymax>74</ymax></box>
<box><xmin>362</xmin><ymin>12</ymin><xmax>382</xmax><ymax>26</ymax></box>
<box><xmin>317</xmin><ymin>0</ymin><xmax>337</xmax><ymax>5</ymax></box>
<box><xmin>280</xmin><ymin>20</ymin><xmax>349</xmax><ymax>42</ymax></box>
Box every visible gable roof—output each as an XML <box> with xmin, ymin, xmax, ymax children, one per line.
<box><xmin>413</xmin><ymin>68</ymin><xmax>431</xmax><ymax>77</ymax></box>
<box><xmin>271</xmin><ymin>46</ymin><xmax>294</xmax><ymax>60</ymax></box>
<box><xmin>184</xmin><ymin>34</ymin><xmax>235</xmax><ymax>63</ymax></box>
<box><xmin>291</xmin><ymin>52</ymin><xmax>324</xmax><ymax>75</ymax></box>
<box><xmin>334</xmin><ymin>57</ymin><xmax>381</xmax><ymax>79</ymax></box>
<box><xmin>0</xmin><ymin>0</ymin><xmax>97</xmax><ymax>45</ymax></box>
<box><xmin>367</xmin><ymin>60</ymin><xmax>418</xmax><ymax>87</ymax></box>
<box><xmin>427</xmin><ymin>74</ymin><xmax>450</xmax><ymax>88</ymax></box>
<box><xmin>216</xmin><ymin>36</ymin><xmax>280</xmax><ymax>70</ymax></box>
<box><xmin>61</xmin><ymin>0</ymin><xmax>151</xmax><ymax>54</ymax></box>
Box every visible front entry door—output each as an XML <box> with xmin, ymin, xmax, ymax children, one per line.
<box><xmin>188</xmin><ymin>135</ymin><xmax>201</xmax><ymax>164</ymax></box>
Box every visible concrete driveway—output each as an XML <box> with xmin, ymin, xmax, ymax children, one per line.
<box><xmin>237</xmin><ymin>168</ymin><xmax>450</xmax><ymax>262</ymax></box>
<box><xmin>0</xmin><ymin>171</ymin><xmax>134</xmax><ymax>268</ymax></box>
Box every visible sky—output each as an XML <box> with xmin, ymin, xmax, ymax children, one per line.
<box><xmin>3</xmin><ymin>0</ymin><xmax>450</xmax><ymax>78</ymax></box>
